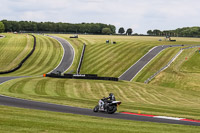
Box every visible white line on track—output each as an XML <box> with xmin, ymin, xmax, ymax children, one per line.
<box><xmin>154</xmin><ymin>116</ymin><xmax>184</xmax><ymax>121</ymax></box>
<box><xmin>45</xmin><ymin>35</ymin><xmax>75</xmax><ymax>74</ymax></box>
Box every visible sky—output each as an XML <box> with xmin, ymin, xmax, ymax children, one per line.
<box><xmin>0</xmin><ymin>0</ymin><xmax>200</xmax><ymax>34</ymax></box>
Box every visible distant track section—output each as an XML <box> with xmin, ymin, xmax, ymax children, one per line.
<box><xmin>0</xmin><ymin>35</ymin><xmax>36</xmax><ymax>74</ymax></box>
<box><xmin>46</xmin><ymin>35</ymin><xmax>75</xmax><ymax>74</ymax></box>
<box><xmin>119</xmin><ymin>45</ymin><xmax>184</xmax><ymax>81</ymax></box>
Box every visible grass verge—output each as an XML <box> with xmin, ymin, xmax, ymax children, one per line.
<box><xmin>0</xmin><ymin>105</ymin><xmax>200</xmax><ymax>133</ymax></box>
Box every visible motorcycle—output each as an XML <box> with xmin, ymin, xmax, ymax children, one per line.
<box><xmin>93</xmin><ymin>97</ymin><xmax>121</xmax><ymax>114</ymax></box>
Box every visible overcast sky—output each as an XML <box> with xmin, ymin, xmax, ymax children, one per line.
<box><xmin>0</xmin><ymin>0</ymin><xmax>200</xmax><ymax>34</ymax></box>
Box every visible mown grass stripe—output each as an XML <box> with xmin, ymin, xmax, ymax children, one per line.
<box><xmin>35</xmin><ymin>79</ymin><xmax>48</xmax><ymax>95</ymax></box>
<box><xmin>94</xmin><ymin>45</ymin><xmax>148</xmax><ymax>76</ymax></box>
<box><xmin>8</xmin><ymin>78</ymin><xmax>32</xmax><ymax>94</ymax></box>
<box><xmin>55</xmin><ymin>80</ymin><xmax>66</xmax><ymax>96</ymax></box>
<box><xmin>82</xmin><ymin>43</ymin><xmax>132</xmax><ymax>73</ymax></box>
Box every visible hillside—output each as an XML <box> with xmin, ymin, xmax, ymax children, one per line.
<box><xmin>0</xmin><ymin>34</ymin><xmax>33</xmax><ymax>72</ymax></box>
<box><xmin>151</xmin><ymin>48</ymin><xmax>200</xmax><ymax>90</ymax></box>
<box><xmin>54</xmin><ymin>35</ymin><xmax>200</xmax><ymax>78</ymax></box>
<box><xmin>0</xmin><ymin>34</ymin><xmax>63</xmax><ymax>76</ymax></box>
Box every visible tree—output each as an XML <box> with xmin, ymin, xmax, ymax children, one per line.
<box><xmin>0</xmin><ymin>22</ymin><xmax>5</xmax><ymax>33</ymax></box>
<box><xmin>126</xmin><ymin>28</ymin><xmax>133</xmax><ymax>35</ymax></box>
<box><xmin>153</xmin><ymin>29</ymin><xmax>161</xmax><ymax>36</ymax></box>
<box><xmin>1</xmin><ymin>20</ymin><xmax>116</xmax><ymax>34</ymax></box>
<box><xmin>147</xmin><ymin>30</ymin><xmax>153</xmax><ymax>35</ymax></box>
<box><xmin>102</xmin><ymin>28</ymin><xmax>112</xmax><ymax>35</ymax></box>
<box><xmin>118</xmin><ymin>27</ymin><xmax>125</xmax><ymax>34</ymax></box>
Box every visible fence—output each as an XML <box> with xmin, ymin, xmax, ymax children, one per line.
<box><xmin>77</xmin><ymin>44</ymin><xmax>86</xmax><ymax>74</ymax></box>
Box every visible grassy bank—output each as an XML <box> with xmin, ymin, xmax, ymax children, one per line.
<box><xmin>0</xmin><ymin>33</ymin><xmax>33</xmax><ymax>72</ymax></box>
<box><xmin>0</xmin><ymin>35</ymin><xmax>63</xmax><ymax>76</ymax></box>
<box><xmin>53</xmin><ymin>35</ymin><xmax>200</xmax><ymax>78</ymax></box>
<box><xmin>151</xmin><ymin>48</ymin><xmax>200</xmax><ymax>90</ymax></box>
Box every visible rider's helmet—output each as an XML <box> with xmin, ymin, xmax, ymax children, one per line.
<box><xmin>109</xmin><ymin>93</ymin><xmax>116</xmax><ymax>101</ymax></box>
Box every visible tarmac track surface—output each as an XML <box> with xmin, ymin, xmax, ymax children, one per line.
<box><xmin>0</xmin><ymin>95</ymin><xmax>199</xmax><ymax>126</ymax></box>
<box><xmin>0</xmin><ymin>40</ymin><xmax>199</xmax><ymax>126</ymax></box>
<box><xmin>119</xmin><ymin>45</ymin><xmax>184</xmax><ymax>81</ymax></box>
<box><xmin>46</xmin><ymin>35</ymin><xmax>74</xmax><ymax>74</ymax></box>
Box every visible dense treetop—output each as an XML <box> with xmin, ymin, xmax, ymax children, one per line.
<box><xmin>1</xmin><ymin>20</ymin><xmax>116</xmax><ymax>34</ymax></box>
<box><xmin>0</xmin><ymin>22</ymin><xmax>5</xmax><ymax>33</ymax></box>
<box><xmin>147</xmin><ymin>27</ymin><xmax>200</xmax><ymax>37</ymax></box>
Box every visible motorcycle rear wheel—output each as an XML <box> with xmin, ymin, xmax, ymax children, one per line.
<box><xmin>107</xmin><ymin>105</ymin><xmax>117</xmax><ymax>114</ymax></box>
<box><xmin>93</xmin><ymin>105</ymin><xmax>99</xmax><ymax>112</ymax></box>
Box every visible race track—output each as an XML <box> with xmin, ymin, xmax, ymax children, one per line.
<box><xmin>119</xmin><ymin>45</ymin><xmax>184</xmax><ymax>81</ymax></box>
<box><xmin>1</xmin><ymin>39</ymin><xmax>199</xmax><ymax>126</ymax></box>
<box><xmin>0</xmin><ymin>95</ymin><xmax>199</xmax><ymax>126</ymax></box>
<box><xmin>46</xmin><ymin>35</ymin><xmax>74</xmax><ymax>74</ymax></box>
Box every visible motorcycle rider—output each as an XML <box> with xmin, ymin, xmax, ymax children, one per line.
<box><xmin>99</xmin><ymin>93</ymin><xmax>116</xmax><ymax>110</ymax></box>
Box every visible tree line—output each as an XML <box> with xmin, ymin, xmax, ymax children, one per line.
<box><xmin>118</xmin><ymin>27</ymin><xmax>133</xmax><ymax>35</ymax></box>
<box><xmin>147</xmin><ymin>27</ymin><xmax>200</xmax><ymax>37</ymax></box>
<box><xmin>1</xmin><ymin>20</ymin><xmax>116</xmax><ymax>34</ymax></box>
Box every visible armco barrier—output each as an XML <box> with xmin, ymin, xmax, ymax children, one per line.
<box><xmin>77</xmin><ymin>44</ymin><xmax>86</xmax><ymax>74</ymax></box>
<box><xmin>45</xmin><ymin>73</ymin><xmax>118</xmax><ymax>81</ymax></box>
<box><xmin>0</xmin><ymin>34</ymin><xmax>36</xmax><ymax>74</ymax></box>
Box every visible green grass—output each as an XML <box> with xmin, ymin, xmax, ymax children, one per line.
<box><xmin>181</xmin><ymin>50</ymin><xmax>200</xmax><ymax>73</ymax></box>
<box><xmin>1</xmin><ymin>77</ymin><xmax>200</xmax><ymax>120</ymax></box>
<box><xmin>1</xmin><ymin>106</ymin><xmax>199</xmax><ymax>133</ymax></box>
<box><xmin>1</xmin><ymin>34</ymin><xmax>200</xmax><ymax>132</ymax></box>
<box><xmin>54</xmin><ymin>35</ymin><xmax>200</xmax><ymax>78</ymax></box>
<box><xmin>150</xmin><ymin>48</ymin><xmax>200</xmax><ymax>91</ymax></box>
<box><xmin>0</xmin><ymin>33</ymin><xmax>33</xmax><ymax>72</ymax></box>
<box><xmin>0</xmin><ymin>34</ymin><xmax>63</xmax><ymax>76</ymax></box>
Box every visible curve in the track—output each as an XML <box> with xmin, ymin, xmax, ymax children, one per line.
<box><xmin>0</xmin><ymin>35</ymin><xmax>75</xmax><ymax>84</ymax></box>
<box><xmin>119</xmin><ymin>45</ymin><xmax>184</xmax><ymax>81</ymax></box>
<box><xmin>0</xmin><ymin>94</ymin><xmax>199</xmax><ymax>126</ymax></box>
<box><xmin>46</xmin><ymin>35</ymin><xmax>75</xmax><ymax>74</ymax></box>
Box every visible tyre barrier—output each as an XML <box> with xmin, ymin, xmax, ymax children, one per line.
<box><xmin>0</xmin><ymin>34</ymin><xmax>36</xmax><ymax>74</ymax></box>
<box><xmin>44</xmin><ymin>73</ymin><xmax>118</xmax><ymax>81</ymax></box>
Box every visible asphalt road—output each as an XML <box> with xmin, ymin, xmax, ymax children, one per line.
<box><xmin>0</xmin><ymin>95</ymin><xmax>199</xmax><ymax>126</ymax></box>
<box><xmin>46</xmin><ymin>35</ymin><xmax>75</xmax><ymax>74</ymax></box>
<box><xmin>0</xmin><ymin>76</ymin><xmax>28</xmax><ymax>85</ymax></box>
<box><xmin>119</xmin><ymin>45</ymin><xmax>184</xmax><ymax>81</ymax></box>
